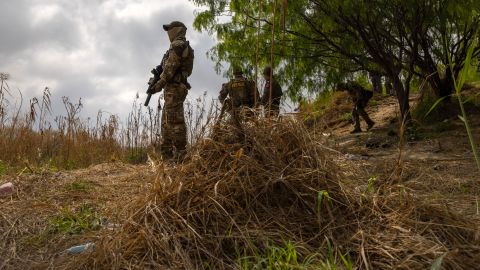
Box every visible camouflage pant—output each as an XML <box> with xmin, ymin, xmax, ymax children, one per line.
<box><xmin>159</xmin><ymin>83</ymin><xmax>188</xmax><ymax>158</ymax></box>
<box><xmin>353</xmin><ymin>102</ymin><xmax>374</xmax><ymax>130</ymax></box>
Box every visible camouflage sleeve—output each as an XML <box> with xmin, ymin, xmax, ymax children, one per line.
<box><xmin>273</xmin><ymin>80</ymin><xmax>283</xmax><ymax>99</ymax></box>
<box><xmin>157</xmin><ymin>40</ymin><xmax>185</xmax><ymax>86</ymax></box>
<box><xmin>352</xmin><ymin>90</ymin><xmax>361</xmax><ymax>104</ymax></box>
<box><xmin>219</xmin><ymin>83</ymin><xmax>229</xmax><ymax>102</ymax></box>
<box><xmin>247</xmin><ymin>81</ymin><xmax>259</xmax><ymax>106</ymax></box>
<box><xmin>260</xmin><ymin>83</ymin><xmax>267</xmax><ymax>105</ymax></box>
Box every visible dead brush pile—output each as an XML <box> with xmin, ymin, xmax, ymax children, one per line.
<box><xmin>70</xmin><ymin>119</ymin><xmax>479</xmax><ymax>269</ymax></box>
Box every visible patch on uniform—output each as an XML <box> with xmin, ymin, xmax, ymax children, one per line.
<box><xmin>231</xmin><ymin>81</ymin><xmax>246</xmax><ymax>89</ymax></box>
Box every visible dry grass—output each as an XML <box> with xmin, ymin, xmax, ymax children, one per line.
<box><xmin>0</xmin><ymin>76</ymin><xmax>214</xmax><ymax>171</ymax></box>
<box><xmin>60</xmin><ymin>118</ymin><xmax>479</xmax><ymax>269</ymax></box>
<box><xmin>0</xmin><ymin>162</ymin><xmax>154</xmax><ymax>269</ymax></box>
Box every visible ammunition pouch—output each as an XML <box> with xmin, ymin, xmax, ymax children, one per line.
<box><xmin>173</xmin><ymin>71</ymin><xmax>191</xmax><ymax>89</ymax></box>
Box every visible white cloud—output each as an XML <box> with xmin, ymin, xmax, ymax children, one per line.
<box><xmin>0</xmin><ymin>0</ymin><xmax>225</xmax><ymax>121</ymax></box>
<box><xmin>30</xmin><ymin>4</ymin><xmax>61</xmax><ymax>24</ymax></box>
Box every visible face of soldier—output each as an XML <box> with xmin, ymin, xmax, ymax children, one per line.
<box><xmin>167</xmin><ymin>26</ymin><xmax>187</xmax><ymax>42</ymax></box>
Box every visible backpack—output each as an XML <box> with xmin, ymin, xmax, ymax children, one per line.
<box><xmin>180</xmin><ymin>41</ymin><xmax>194</xmax><ymax>77</ymax></box>
<box><xmin>364</xmin><ymin>89</ymin><xmax>373</xmax><ymax>101</ymax></box>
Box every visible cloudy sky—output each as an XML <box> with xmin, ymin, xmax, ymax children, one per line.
<box><xmin>0</xmin><ymin>0</ymin><xmax>226</xmax><ymax>120</ymax></box>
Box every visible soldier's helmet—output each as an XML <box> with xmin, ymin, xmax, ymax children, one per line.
<box><xmin>163</xmin><ymin>21</ymin><xmax>187</xmax><ymax>31</ymax></box>
<box><xmin>232</xmin><ymin>66</ymin><xmax>243</xmax><ymax>76</ymax></box>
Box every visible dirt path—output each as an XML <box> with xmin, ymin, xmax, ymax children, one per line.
<box><xmin>317</xmin><ymin>93</ymin><xmax>480</xmax><ymax>224</ymax></box>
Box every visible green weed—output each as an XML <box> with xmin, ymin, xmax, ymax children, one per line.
<box><xmin>236</xmin><ymin>241</ymin><xmax>302</xmax><ymax>270</ymax></box>
<box><xmin>49</xmin><ymin>204</ymin><xmax>103</xmax><ymax>235</ymax></box>
<box><xmin>0</xmin><ymin>160</ymin><xmax>7</xmax><ymax>175</ymax></box>
<box><xmin>443</xmin><ymin>35</ymin><xmax>480</xmax><ymax>170</ymax></box>
<box><xmin>125</xmin><ymin>148</ymin><xmax>148</xmax><ymax>164</ymax></box>
<box><xmin>367</xmin><ymin>176</ymin><xmax>377</xmax><ymax>193</ymax></box>
<box><xmin>341</xmin><ymin>112</ymin><xmax>352</xmax><ymax>122</ymax></box>
<box><xmin>236</xmin><ymin>239</ymin><xmax>354</xmax><ymax>270</ymax></box>
<box><xmin>66</xmin><ymin>180</ymin><xmax>93</xmax><ymax>192</ymax></box>
<box><xmin>64</xmin><ymin>159</ymin><xmax>78</xmax><ymax>170</ymax></box>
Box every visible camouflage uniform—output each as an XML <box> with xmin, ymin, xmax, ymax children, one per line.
<box><xmin>385</xmin><ymin>77</ymin><xmax>394</xmax><ymax>96</ymax></box>
<box><xmin>261</xmin><ymin>66</ymin><xmax>283</xmax><ymax>117</ymax></box>
<box><xmin>219</xmin><ymin>70</ymin><xmax>259</xmax><ymax>130</ymax></box>
<box><xmin>337</xmin><ymin>81</ymin><xmax>375</xmax><ymax>133</ymax></box>
<box><xmin>151</xmin><ymin>21</ymin><xmax>194</xmax><ymax>158</ymax></box>
<box><xmin>369</xmin><ymin>71</ymin><xmax>382</xmax><ymax>93</ymax></box>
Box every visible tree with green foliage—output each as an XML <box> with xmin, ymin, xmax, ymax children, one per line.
<box><xmin>190</xmin><ymin>0</ymin><xmax>480</xmax><ymax>121</ymax></box>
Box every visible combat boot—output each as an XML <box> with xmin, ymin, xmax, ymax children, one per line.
<box><xmin>350</xmin><ymin>127</ymin><xmax>362</xmax><ymax>134</ymax></box>
<box><xmin>367</xmin><ymin>121</ymin><xmax>375</xmax><ymax>130</ymax></box>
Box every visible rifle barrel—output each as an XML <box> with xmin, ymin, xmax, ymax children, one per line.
<box><xmin>144</xmin><ymin>93</ymin><xmax>152</xmax><ymax>107</ymax></box>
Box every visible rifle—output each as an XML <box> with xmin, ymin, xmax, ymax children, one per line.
<box><xmin>144</xmin><ymin>65</ymin><xmax>163</xmax><ymax>106</ymax></box>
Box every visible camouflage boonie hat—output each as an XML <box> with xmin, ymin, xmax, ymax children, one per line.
<box><xmin>163</xmin><ymin>21</ymin><xmax>187</xmax><ymax>31</ymax></box>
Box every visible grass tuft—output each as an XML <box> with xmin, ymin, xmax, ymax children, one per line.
<box><xmin>49</xmin><ymin>204</ymin><xmax>103</xmax><ymax>235</ymax></box>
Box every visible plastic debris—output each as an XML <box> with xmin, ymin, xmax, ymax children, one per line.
<box><xmin>0</xmin><ymin>182</ymin><xmax>14</xmax><ymax>197</ymax></box>
<box><xmin>345</xmin><ymin>154</ymin><xmax>369</xmax><ymax>161</ymax></box>
<box><xmin>66</xmin><ymin>243</ymin><xmax>95</xmax><ymax>255</ymax></box>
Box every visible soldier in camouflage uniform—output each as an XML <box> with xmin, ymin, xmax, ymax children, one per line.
<box><xmin>337</xmin><ymin>81</ymin><xmax>375</xmax><ymax>134</ymax></box>
<box><xmin>261</xmin><ymin>66</ymin><xmax>283</xmax><ymax>117</ymax></box>
<box><xmin>149</xmin><ymin>21</ymin><xmax>194</xmax><ymax>159</ymax></box>
<box><xmin>369</xmin><ymin>71</ymin><xmax>382</xmax><ymax>93</ymax></box>
<box><xmin>219</xmin><ymin>68</ymin><xmax>259</xmax><ymax>130</ymax></box>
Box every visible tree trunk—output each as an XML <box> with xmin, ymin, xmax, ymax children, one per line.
<box><xmin>428</xmin><ymin>69</ymin><xmax>454</xmax><ymax>101</ymax></box>
<box><xmin>392</xmin><ymin>76</ymin><xmax>411</xmax><ymax>123</ymax></box>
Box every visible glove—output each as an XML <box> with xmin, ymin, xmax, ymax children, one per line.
<box><xmin>150</xmin><ymin>79</ymin><xmax>166</xmax><ymax>94</ymax></box>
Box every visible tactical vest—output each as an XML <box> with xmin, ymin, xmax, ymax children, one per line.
<box><xmin>163</xmin><ymin>41</ymin><xmax>194</xmax><ymax>88</ymax></box>
<box><xmin>176</xmin><ymin>41</ymin><xmax>194</xmax><ymax>87</ymax></box>
<box><xmin>229</xmin><ymin>78</ymin><xmax>251</xmax><ymax>107</ymax></box>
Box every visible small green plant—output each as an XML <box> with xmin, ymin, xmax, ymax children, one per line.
<box><xmin>341</xmin><ymin>112</ymin><xmax>352</xmax><ymax>122</ymax></box>
<box><xmin>458</xmin><ymin>184</ymin><xmax>470</xmax><ymax>194</ymax></box>
<box><xmin>367</xmin><ymin>176</ymin><xmax>377</xmax><ymax>193</ymax></box>
<box><xmin>125</xmin><ymin>148</ymin><xmax>148</xmax><ymax>164</ymax></box>
<box><xmin>450</xmin><ymin>43</ymin><xmax>480</xmax><ymax>170</ymax></box>
<box><xmin>317</xmin><ymin>190</ymin><xmax>332</xmax><ymax>221</ymax></box>
<box><xmin>66</xmin><ymin>180</ymin><xmax>93</xmax><ymax>192</ymax></box>
<box><xmin>236</xmin><ymin>238</ymin><xmax>355</xmax><ymax>270</ymax></box>
<box><xmin>321</xmin><ymin>238</ymin><xmax>354</xmax><ymax>270</ymax></box>
<box><xmin>49</xmin><ymin>204</ymin><xmax>103</xmax><ymax>235</ymax></box>
<box><xmin>0</xmin><ymin>160</ymin><xmax>7</xmax><ymax>175</ymax></box>
<box><xmin>64</xmin><ymin>159</ymin><xmax>78</xmax><ymax>170</ymax></box>
<box><xmin>237</xmin><ymin>241</ymin><xmax>299</xmax><ymax>270</ymax></box>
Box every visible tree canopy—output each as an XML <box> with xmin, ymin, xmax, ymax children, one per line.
<box><xmin>191</xmin><ymin>0</ymin><xmax>480</xmax><ymax>118</ymax></box>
